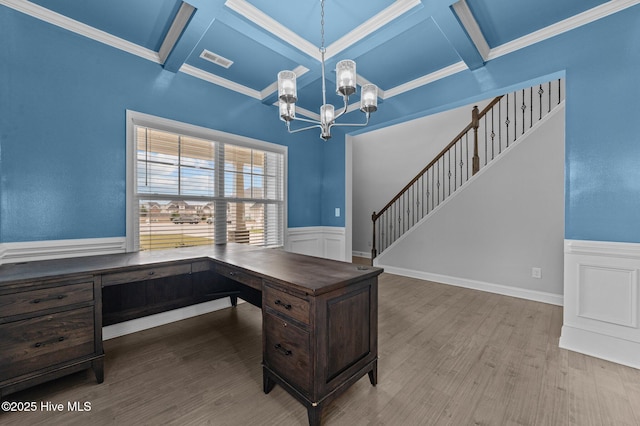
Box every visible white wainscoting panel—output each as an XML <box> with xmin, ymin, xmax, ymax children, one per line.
<box><xmin>577</xmin><ymin>264</ymin><xmax>637</xmax><ymax>327</ymax></box>
<box><xmin>0</xmin><ymin>237</ymin><xmax>127</xmax><ymax>265</ymax></box>
<box><xmin>286</xmin><ymin>227</ymin><xmax>346</xmax><ymax>261</ymax></box>
<box><xmin>561</xmin><ymin>239</ymin><xmax>640</xmax><ymax>369</ymax></box>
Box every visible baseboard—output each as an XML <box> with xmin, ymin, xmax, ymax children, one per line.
<box><xmin>376</xmin><ymin>263</ymin><xmax>564</xmax><ymax>306</ymax></box>
<box><xmin>560</xmin><ymin>324</ymin><xmax>640</xmax><ymax>369</ymax></box>
<box><xmin>352</xmin><ymin>251</ymin><xmax>371</xmax><ymax>259</ymax></box>
<box><xmin>286</xmin><ymin>226</ymin><xmax>346</xmax><ymax>261</ymax></box>
<box><xmin>103</xmin><ymin>298</ymin><xmax>234</xmax><ymax>340</ymax></box>
<box><xmin>0</xmin><ymin>237</ymin><xmax>126</xmax><ymax>265</ymax></box>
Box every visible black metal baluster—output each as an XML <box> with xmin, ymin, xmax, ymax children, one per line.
<box><xmin>521</xmin><ymin>89</ymin><xmax>526</xmax><ymax>135</ymax></box>
<box><xmin>447</xmin><ymin>151</ymin><xmax>451</xmax><ymax>196</ymax></box>
<box><xmin>420</xmin><ymin>175</ymin><xmax>424</xmax><ymax>218</ymax></box>
<box><xmin>513</xmin><ymin>91</ymin><xmax>517</xmax><ymax>143</ymax></box>
<box><xmin>499</xmin><ymin>100</ymin><xmax>502</xmax><ymax>154</ymax></box>
<box><xmin>484</xmin><ymin>115</ymin><xmax>488</xmax><ymax>165</ymax></box>
<box><xmin>529</xmin><ymin>86</ymin><xmax>533</xmax><ymax>128</ymax></box>
<box><xmin>454</xmin><ymin>141</ymin><xmax>458</xmax><ymax>191</ymax></box>
<box><xmin>538</xmin><ymin>84</ymin><xmax>544</xmax><ymax>120</ymax></box>
<box><xmin>459</xmin><ymin>139</ymin><xmax>464</xmax><ymax>187</ymax></box>
<box><xmin>465</xmin><ymin>133</ymin><xmax>469</xmax><ymax>179</ymax></box>
<box><xmin>558</xmin><ymin>78</ymin><xmax>561</xmax><ymax>104</ymax></box>
<box><xmin>505</xmin><ymin>94</ymin><xmax>510</xmax><ymax>148</ymax></box>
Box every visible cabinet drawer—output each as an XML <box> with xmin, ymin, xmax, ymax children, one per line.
<box><xmin>0</xmin><ymin>307</ymin><xmax>95</xmax><ymax>380</ymax></box>
<box><xmin>102</xmin><ymin>263</ymin><xmax>191</xmax><ymax>286</ymax></box>
<box><xmin>0</xmin><ymin>281</ymin><xmax>94</xmax><ymax>319</ymax></box>
<box><xmin>215</xmin><ymin>264</ymin><xmax>261</xmax><ymax>290</ymax></box>
<box><xmin>264</xmin><ymin>284</ymin><xmax>310</xmax><ymax>325</ymax></box>
<box><xmin>264</xmin><ymin>312</ymin><xmax>311</xmax><ymax>394</ymax></box>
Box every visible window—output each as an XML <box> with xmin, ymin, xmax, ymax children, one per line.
<box><xmin>126</xmin><ymin>111</ymin><xmax>286</xmax><ymax>252</ymax></box>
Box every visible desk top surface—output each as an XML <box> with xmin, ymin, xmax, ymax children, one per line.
<box><xmin>0</xmin><ymin>244</ymin><xmax>382</xmax><ymax>295</ymax></box>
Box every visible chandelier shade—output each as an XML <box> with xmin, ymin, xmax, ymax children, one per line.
<box><xmin>277</xmin><ymin>70</ymin><xmax>297</xmax><ymax>103</ymax></box>
<box><xmin>276</xmin><ymin>0</ymin><xmax>378</xmax><ymax>141</ymax></box>
<box><xmin>336</xmin><ymin>60</ymin><xmax>356</xmax><ymax>96</ymax></box>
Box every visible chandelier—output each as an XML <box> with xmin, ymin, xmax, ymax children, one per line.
<box><xmin>277</xmin><ymin>0</ymin><xmax>378</xmax><ymax>140</ymax></box>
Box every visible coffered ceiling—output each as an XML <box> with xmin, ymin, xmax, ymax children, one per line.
<box><xmin>4</xmin><ymin>0</ymin><xmax>636</xmax><ymax>120</ymax></box>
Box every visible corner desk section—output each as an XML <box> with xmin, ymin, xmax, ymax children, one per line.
<box><xmin>0</xmin><ymin>244</ymin><xmax>383</xmax><ymax>425</ymax></box>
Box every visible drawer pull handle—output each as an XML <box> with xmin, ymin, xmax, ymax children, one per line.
<box><xmin>148</xmin><ymin>271</ymin><xmax>155</xmax><ymax>276</ymax></box>
<box><xmin>34</xmin><ymin>336</ymin><xmax>65</xmax><ymax>348</ymax></box>
<box><xmin>274</xmin><ymin>344</ymin><xmax>292</xmax><ymax>356</ymax></box>
<box><xmin>274</xmin><ymin>299</ymin><xmax>292</xmax><ymax>310</ymax></box>
<box><xmin>229</xmin><ymin>271</ymin><xmax>236</xmax><ymax>276</ymax></box>
<box><xmin>31</xmin><ymin>294</ymin><xmax>67</xmax><ymax>304</ymax></box>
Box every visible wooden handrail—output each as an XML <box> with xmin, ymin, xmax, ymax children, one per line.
<box><xmin>372</xmin><ymin>95</ymin><xmax>503</xmax><ymax>222</ymax></box>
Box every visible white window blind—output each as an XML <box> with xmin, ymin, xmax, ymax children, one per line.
<box><xmin>133</xmin><ymin>124</ymin><xmax>284</xmax><ymax>251</ymax></box>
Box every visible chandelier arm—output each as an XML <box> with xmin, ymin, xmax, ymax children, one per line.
<box><xmin>328</xmin><ymin>112</ymin><xmax>370</xmax><ymax>130</ymax></box>
<box><xmin>286</xmin><ymin>121</ymin><xmax>322</xmax><ymax>135</ymax></box>
<box><xmin>289</xmin><ymin>115</ymin><xmax>322</xmax><ymax>125</ymax></box>
<box><xmin>333</xmin><ymin>96</ymin><xmax>350</xmax><ymax>121</ymax></box>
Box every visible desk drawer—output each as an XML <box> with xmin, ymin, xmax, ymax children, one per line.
<box><xmin>215</xmin><ymin>264</ymin><xmax>261</xmax><ymax>290</ymax></box>
<box><xmin>264</xmin><ymin>284</ymin><xmax>310</xmax><ymax>325</ymax></box>
<box><xmin>0</xmin><ymin>307</ymin><xmax>95</xmax><ymax>380</ymax></box>
<box><xmin>264</xmin><ymin>312</ymin><xmax>311</xmax><ymax>394</ymax></box>
<box><xmin>102</xmin><ymin>263</ymin><xmax>191</xmax><ymax>286</ymax></box>
<box><xmin>0</xmin><ymin>281</ymin><xmax>94</xmax><ymax>319</ymax></box>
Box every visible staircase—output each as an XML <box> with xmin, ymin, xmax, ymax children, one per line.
<box><xmin>371</xmin><ymin>79</ymin><xmax>565</xmax><ymax>260</ymax></box>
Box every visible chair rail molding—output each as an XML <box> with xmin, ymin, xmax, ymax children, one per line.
<box><xmin>561</xmin><ymin>239</ymin><xmax>640</xmax><ymax>369</ymax></box>
<box><xmin>0</xmin><ymin>237</ymin><xmax>127</xmax><ymax>265</ymax></box>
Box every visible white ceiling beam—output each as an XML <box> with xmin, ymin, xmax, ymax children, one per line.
<box><xmin>158</xmin><ymin>2</ymin><xmax>196</xmax><ymax>64</ymax></box>
<box><xmin>451</xmin><ymin>0</ymin><xmax>490</xmax><ymax>62</ymax></box>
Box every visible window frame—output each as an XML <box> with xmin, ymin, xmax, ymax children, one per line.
<box><xmin>125</xmin><ymin>110</ymin><xmax>287</xmax><ymax>253</ymax></box>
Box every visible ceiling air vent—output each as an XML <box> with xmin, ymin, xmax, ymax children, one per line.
<box><xmin>200</xmin><ymin>49</ymin><xmax>234</xmax><ymax>69</ymax></box>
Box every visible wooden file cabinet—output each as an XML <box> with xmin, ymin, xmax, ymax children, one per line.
<box><xmin>262</xmin><ymin>277</ymin><xmax>378</xmax><ymax>426</ymax></box>
<box><xmin>0</xmin><ymin>274</ymin><xmax>104</xmax><ymax>399</ymax></box>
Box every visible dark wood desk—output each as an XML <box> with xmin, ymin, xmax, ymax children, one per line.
<box><xmin>0</xmin><ymin>244</ymin><xmax>382</xmax><ymax>425</ymax></box>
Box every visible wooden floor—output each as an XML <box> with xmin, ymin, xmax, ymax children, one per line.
<box><xmin>3</xmin><ymin>272</ymin><xmax>640</xmax><ymax>425</ymax></box>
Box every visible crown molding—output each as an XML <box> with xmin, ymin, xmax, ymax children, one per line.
<box><xmin>384</xmin><ymin>61</ymin><xmax>468</xmax><ymax>99</ymax></box>
<box><xmin>179</xmin><ymin>64</ymin><xmax>262</xmax><ymax>99</ymax></box>
<box><xmin>487</xmin><ymin>0</ymin><xmax>640</xmax><ymax>60</ymax></box>
<box><xmin>0</xmin><ymin>0</ymin><xmax>160</xmax><ymax>63</ymax></box>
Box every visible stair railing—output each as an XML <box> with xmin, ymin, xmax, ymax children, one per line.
<box><xmin>371</xmin><ymin>79</ymin><xmax>564</xmax><ymax>260</ymax></box>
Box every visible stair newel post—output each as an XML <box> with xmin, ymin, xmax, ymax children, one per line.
<box><xmin>472</xmin><ymin>105</ymin><xmax>480</xmax><ymax>175</ymax></box>
<box><xmin>371</xmin><ymin>212</ymin><xmax>378</xmax><ymax>262</ymax></box>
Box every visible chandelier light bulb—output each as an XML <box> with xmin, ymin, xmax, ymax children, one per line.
<box><xmin>321</xmin><ymin>104</ymin><xmax>335</xmax><ymax>125</ymax></box>
<box><xmin>336</xmin><ymin>60</ymin><xmax>356</xmax><ymax>97</ymax></box>
<box><xmin>278</xmin><ymin>70</ymin><xmax>297</xmax><ymax>103</ymax></box>
<box><xmin>360</xmin><ymin>84</ymin><xmax>378</xmax><ymax>113</ymax></box>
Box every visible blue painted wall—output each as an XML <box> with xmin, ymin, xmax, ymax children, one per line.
<box><xmin>329</xmin><ymin>4</ymin><xmax>640</xmax><ymax>243</ymax></box>
<box><xmin>0</xmin><ymin>6</ymin><xmax>322</xmax><ymax>242</ymax></box>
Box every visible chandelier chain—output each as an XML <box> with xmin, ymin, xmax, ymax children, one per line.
<box><xmin>320</xmin><ymin>0</ymin><xmax>325</xmax><ymax>52</ymax></box>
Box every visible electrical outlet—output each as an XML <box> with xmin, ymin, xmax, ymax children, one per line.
<box><xmin>335</xmin><ymin>207</ymin><xmax>340</xmax><ymax>217</ymax></box>
<box><xmin>531</xmin><ymin>267</ymin><xmax>542</xmax><ymax>279</ymax></box>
